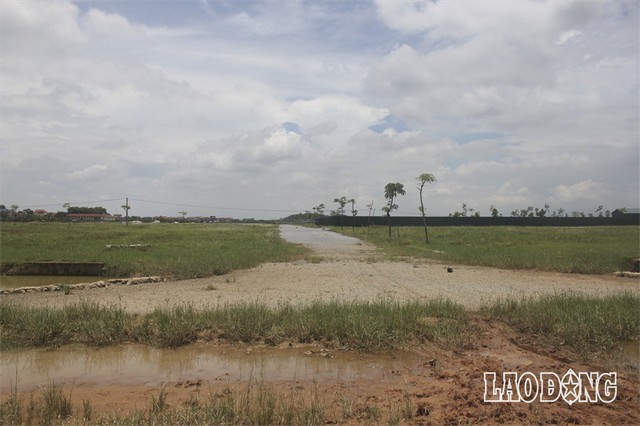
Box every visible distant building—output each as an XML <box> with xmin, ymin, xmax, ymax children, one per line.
<box><xmin>611</xmin><ymin>208</ymin><xmax>640</xmax><ymax>219</ymax></box>
<box><xmin>67</xmin><ymin>213</ymin><xmax>115</xmax><ymax>222</ymax></box>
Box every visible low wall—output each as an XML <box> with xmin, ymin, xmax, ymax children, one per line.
<box><xmin>0</xmin><ymin>276</ymin><xmax>165</xmax><ymax>295</ymax></box>
<box><xmin>316</xmin><ymin>216</ymin><xmax>640</xmax><ymax>227</ymax></box>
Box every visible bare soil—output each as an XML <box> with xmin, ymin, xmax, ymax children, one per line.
<box><xmin>2</xmin><ymin>225</ymin><xmax>639</xmax><ymax>424</ymax></box>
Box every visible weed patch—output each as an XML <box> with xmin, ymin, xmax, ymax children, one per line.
<box><xmin>1</xmin><ymin>299</ymin><xmax>470</xmax><ymax>351</ymax></box>
<box><xmin>484</xmin><ymin>292</ymin><xmax>640</xmax><ymax>355</ymax></box>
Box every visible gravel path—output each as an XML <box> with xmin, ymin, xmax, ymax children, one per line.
<box><xmin>2</xmin><ymin>225</ymin><xmax>637</xmax><ymax>312</ymax></box>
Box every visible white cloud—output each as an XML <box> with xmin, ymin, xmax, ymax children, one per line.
<box><xmin>1</xmin><ymin>0</ymin><xmax>637</xmax><ymax>218</ymax></box>
<box><xmin>80</xmin><ymin>8</ymin><xmax>141</xmax><ymax>39</ymax></box>
<box><xmin>0</xmin><ymin>1</ymin><xmax>85</xmax><ymax>57</ymax></box>
<box><xmin>552</xmin><ymin>180</ymin><xmax>607</xmax><ymax>203</ymax></box>
<box><xmin>253</xmin><ymin>128</ymin><xmax>305</xmax><ymax>162</ymax></box>
<box><xmin>287</xmin><ymin>95</ymin><xmax>387</xmax><ymax>130</ymax></box>
<box><xmin>57</xmin><ymin>164</ymin><xmax>109</xmax><ymax>183</ymax></box>
<box><xmin>375</xmin><ymin>0</ymin><xmax>597</xmax><ymax>39</ymax></box>
<box><xmin>556</xmin><ymin>29</ymin><xmax>583</xmax><ymax>45</ymax></box>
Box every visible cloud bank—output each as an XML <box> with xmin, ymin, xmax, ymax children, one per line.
<box><xmin>1</xmin><ymin>0</ymin><xmax>637</xmax><ymax>218</ymax></box>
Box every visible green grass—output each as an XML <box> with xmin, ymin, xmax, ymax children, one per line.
<box><xmin>335</xmin><ymin>226</ymin><xmax>639</xmax><ymax>274</ymax></box>
<box><xmin>484</xmin><ymin>292</ymin><xmax>640</xmax><ymax>354</ymax></box>
<box><xmin>0</xmin><ymin>299</ymin><xmax>470</xmax><ymax>351</ymax></box>
<box><xmin>4</xmin><ymin>294</ymin><xmax>638</xmax><ymax>356</ymax></box>
<box><xmin>1</xmin><ymin>222</ymin><xmax>306</xmax><ymax>279</ymax></box>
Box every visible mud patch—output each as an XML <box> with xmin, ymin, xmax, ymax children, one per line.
<box><xmin>1</xmin><ymin>324</ymin><xmax>638</xmax><ymax>424</ymax></box>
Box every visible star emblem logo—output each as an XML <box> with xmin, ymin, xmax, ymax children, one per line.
<box><xmin>561</xmin><ymin>368</ymin><xmax>580</xmax><ymax>405</ymax></box>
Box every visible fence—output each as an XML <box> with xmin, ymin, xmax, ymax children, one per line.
<box><xmin>315</xmin><ymin>215</ymin><xmax>640</xmax><ymax>227</ymax></box>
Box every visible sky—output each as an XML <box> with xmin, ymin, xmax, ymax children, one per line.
<box><xmin>1</xmin><ymin>0</ymin><xmax>638</xmax><ymax>219</ymax></box>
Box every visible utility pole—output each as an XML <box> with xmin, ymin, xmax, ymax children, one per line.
<box><xmin>121</xmin><ymin>198</ymin><xmax>130</xmax><ymax>226</ymax></box>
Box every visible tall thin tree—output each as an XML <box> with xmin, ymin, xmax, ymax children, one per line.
<box><xmin>382</xmin><ymin>183</ymin><xmax>406</xmax><ymax>237</ymax></box>
<box><xmin>416</xmin><ymin>173</ymin><xmax>436</xmax><ymax>244</ymax></box>
<box><xmin>333</xmin><ymin>196</ymin><xmax>347</xmax><ymax>229</ymax></box>
<box><xmin>348</xmin><ymin>198</ymin><xmax>357</xmax><ymax>231</ymax></box>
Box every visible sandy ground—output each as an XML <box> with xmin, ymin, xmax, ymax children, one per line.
<box><xmin>2</xmin><ymin>225</ymin><xmax>639</xmax><ymax>424</ymax></box>
<box><xmin>3</xmin><ymin>225</ymin><xmax>638</xmax><ymax>312</ymax></box>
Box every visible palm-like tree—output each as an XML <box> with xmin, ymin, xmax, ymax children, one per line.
<box><xmin>382</xmin><ymin>183</ymin><xmax>406</xmax><ymax>237</ymax></box>
<box><xmin>416</xmin><ymin>173</ymin><xmax>436</xmax><ymax>243</ymax></box>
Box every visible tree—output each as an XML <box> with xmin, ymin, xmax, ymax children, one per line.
<box><xmin>332</xmin><ymin>197</ymin><xmax>347</xmax><ymax>216</ymax></box>
<box><xmin>366</xmin><ymin>200</ymin><xmax>374</xmax><ymax>231</ymax></box>
<box><xmin>416</xmin><ymin>173</ymin><xmax>436</xmax><ymax>244</ymax></box>
<box><xmin>68</xmin><ymin>206</ymin><xmax>107</xmax><ymax>214</ymax></box>
<box><xmin>451</xmin><ymin>203</ymin><xmax>478</xmax><ymax>217</ymax></box>
<box><xmin>10</xmin><ymin>204</ymin><xmax>18</xmax><ymax>223</ymax></box>
<box><xmin>511</xmin><ymin>206</ymin><xmax>533</xmax><ymax>217</ymax></box>
<box><xmin>178</xmin><ymin>210</ymin><xmax>188</xmax><ymax>221</ymax></box>
<box><xmin>593</xmin><ymin>205</ymin><xmax>604</xmax><ymax>218</ymax></box>
<box><xmin>535</xmin><ymin>203</ymin><xmax>550</xmax><ymax>217</ymax></box>
<box><xmin>312</xmin><ymin>204</ymin><xmax>325</xmax><ymax>216</ymax></box>
<box><xmin>382</xmin><ymin>183</ymin><xmax>406</xmax><ymax>237</ymax></box>
<box><xmin>333</xmin><ymin>196</ymin><xmax>348</xmax><ymax>229</ymax></box>
<box><xmin>348</xmin><ymin>198</ymin><xmax>357</xmax><ymax>231</ymax></box>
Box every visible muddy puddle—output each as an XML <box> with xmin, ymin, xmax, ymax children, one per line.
<box><xmin>0</xmin><ymin>343</ymin><xmax>422</xmax><ymax>392</ymax></box>
<box><xmin>616</xmin><ymin>340</ymin><xmax>640</xmax><ymax>360</ymax></box>
<box><xmin>0</xmin><ymin>275</ymin><xmax>104</xmax><ymax>290</ymax></box>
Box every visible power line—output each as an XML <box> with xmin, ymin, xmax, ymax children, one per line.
<box><xmin>17</xmin><ymin>198</ymin><xmax>125</xmax><ymax>209</ymax></box>
<box><xmin>129</xmin><ymin>198</ymin><xmax>303</xmax><ymax>213</ymax></box>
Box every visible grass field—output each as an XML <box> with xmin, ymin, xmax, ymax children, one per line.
<box><xmin>1</xmin><ymin>223</ymin><xmax>307</xmax><ymax>279</ymax></box>
<box><xmin>0</xmin><ymin>298</ymin><xmax>469</xmax><ymax>351</ymax></box>
<box><xmin>333</xmin><ymin>225</ymin><xmax>639</xmax><ymax>274</ymax></box>
<box><xmin>1</xmin><ymin>293</ymin><xmax>637</xmax><ymax>354</ymax></box>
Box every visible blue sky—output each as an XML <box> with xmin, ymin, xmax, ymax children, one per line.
<box><xmin>1</xmin><ymin>0</ymin><xmax>638</xmax><ymax>218</ymax></box>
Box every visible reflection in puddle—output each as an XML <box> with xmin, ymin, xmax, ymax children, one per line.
<box><xmin>617</xmin><ymin>340</ymin><xmax>639</xmax><ymax>360</ymax></box>
<box><xmin>1</xmin><ymin>344</ymin><xmax>420</xmax><ymax>391</ymax></box>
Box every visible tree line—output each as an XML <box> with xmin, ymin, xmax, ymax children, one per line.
<box><xmin>295</xmin><ymin>173</ymin><xmax>437</xmax><ymax>244</ymax></box>
<box><xmin>296</xmin><ymin>173</ymin><xmax>624</xmax><ymax>244</ymax></box>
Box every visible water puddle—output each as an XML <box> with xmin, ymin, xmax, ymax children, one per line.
<box><xmin>0</xmin><ymin>344</ymin><xmax>421</xmax><ymax>392</ymax></box>
<box><xmin>0</xmin><ymin>276</ymin><xmax>104</xmax><ymax>290</ymax></box>
<box><xmin>615</xmin><ymin>340</ymin><xmax>639</xmax><ymax>360</ymax></box>
<box><xmin>279</xmin><ymin>225</ymin><xmax>362</xmax><ymax>248</ymax></box>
